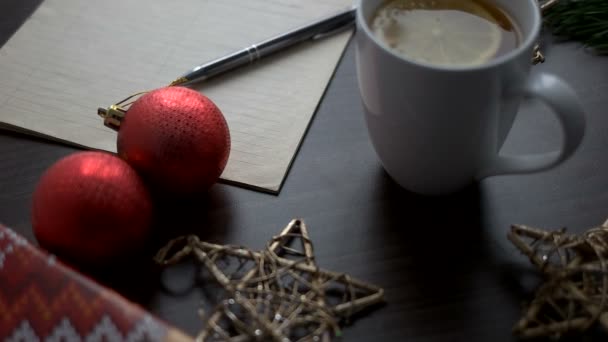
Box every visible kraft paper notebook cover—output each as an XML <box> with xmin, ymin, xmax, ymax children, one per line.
<box><xmin>0</xmin><ymin>0</ymin><xmax>353</xmax><ymax>193</ymax></box>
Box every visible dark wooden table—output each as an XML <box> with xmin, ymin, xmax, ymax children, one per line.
<box><xmin>2</xmin><ymin>1</ymin><xmax>608</xmax><ymax>341</ymax></box>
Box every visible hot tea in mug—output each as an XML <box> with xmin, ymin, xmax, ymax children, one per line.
<box><xmin>370</xmin><ymin>0</ymin><xmax>521</xmax><ymax>66</ymax></box>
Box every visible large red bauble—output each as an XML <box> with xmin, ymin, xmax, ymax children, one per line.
<box><xmin>117</xmin><ymin>86</ymin><xmax>231</xmax><ymax>194</ymax></box>
<box><xmin>32</xmin><ymin>151</ymin><xmax>153</xmax><ymax>266</ymax></box>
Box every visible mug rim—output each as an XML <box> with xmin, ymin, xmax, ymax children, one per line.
<box><xmin>356</xmin><ymin>0</ymin><xmax>542</xmax><ymax>72</ymax></box>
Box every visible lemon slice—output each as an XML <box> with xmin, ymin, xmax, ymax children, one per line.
<box><xmin>372</xmin><ymin>0</ymin><xmax>502</xmax><ymax>66</ymax></box>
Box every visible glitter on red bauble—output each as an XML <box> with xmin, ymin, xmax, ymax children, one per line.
<box><xmin>32</xmin><ymin>151</ymin><xmax>153</xmax><ymax>266</ymax></box>
<box><xmin>117</xmin><ymin>86</ymin><xmax>231</xmax><ymax>194</ymax></box>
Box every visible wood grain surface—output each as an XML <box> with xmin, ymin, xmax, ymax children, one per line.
<box><xmin>2</xmin><ymin>1</ymin><xmax>608</xmax><ymax>341</ymax></box>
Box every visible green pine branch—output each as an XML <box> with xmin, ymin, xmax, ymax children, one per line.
<box><xmin>543</xmin><ymin>0</ymin><xmax>608</xmax><ymax>54</ymax></box>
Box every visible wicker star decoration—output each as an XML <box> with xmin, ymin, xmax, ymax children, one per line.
<box><xmin>508</xmin><ymin>220</ymin><xmax>608</xmax><ymax>339</ymax></box>
<box><xmin>155</xmin><ymin>219</ymin><xmax>384</xmax><ymax>341</ymax></box>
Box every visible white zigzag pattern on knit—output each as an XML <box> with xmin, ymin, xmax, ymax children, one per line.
<box><xmin>85</xmin><ymin>315</ymin><xmax>123</xmax><ymax>342</ymax></box>
<box><xmin>5</xmin><ymin>315</ymin><xmax>165</xmax><ymax>342</ymax></box>
<box><xmin>45</xmin><ymin>318</ymin><xmax>80</xmax><ymax>342</ymax></box>
<box><xmin>0</xmin><ymin>232</ymin><xmax>13</xmax><ymax>271</ymax></box>
<box><xmin>125</xmin><ymin>315</ymin><xmax>165</xmax><ymax>342</ymax></box>
<box><xmin>0</xmin><ymin>227</ymin><xmax>28</xmax><ymax>246</ymax></box>
<box><xmin>0</xmin><ymin>227</ymin><xmax>27</xmax><ymax>270</ymax></box>
<box><xmin>0</xmin><ymin>228</ymin><xmax>57</xmax><ymax>271</ymax></box>
<box><xmin>0</xmin><ymin>244</ymin><xmax>10</xmax><ymax>270</ymax></box>
<box><xmin>5</xmin><ymin>320</ymin><xmax>41</xmax><ymax>342</ymax></box>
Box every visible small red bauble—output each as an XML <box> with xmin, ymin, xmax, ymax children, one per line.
<box><xmin>117</xmin><ymin>86</ymin><xmax>231</xmax><ymax>194</ymax></box>
<box><xmin>32</xmin><ymin>151</ymin><xmax>153</xmax><ymax>265</ymax></box>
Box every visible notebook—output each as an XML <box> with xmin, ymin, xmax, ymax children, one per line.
<box><xmin>0</xmin><ymin>0</ymin><xmax>354</xmax><ymax>193</ymax></box>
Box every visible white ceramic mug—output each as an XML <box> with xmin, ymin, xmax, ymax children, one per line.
<box><xmin>356</xmin><ymin>0</ymin><xmax>586</xmax><ymax>195</ymax></box>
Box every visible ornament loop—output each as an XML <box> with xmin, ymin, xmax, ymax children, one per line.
<box><xmin>97</xmin><ymin>105</ymin><xmax>126</xmax><ymax>131</ymax></box>
<box><xmin>97</xmin><ymin>91</ymin><xmax>150</xmax><ymax>130</ymax></box>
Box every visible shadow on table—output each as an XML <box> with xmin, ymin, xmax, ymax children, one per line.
<box><xmin>83</xmin><ymin>187</ymin><xmax>233</xmax><ymax>307</ymax></box>
<box><xmin>374</xmin><ymin>170</ymin><xmax>486</xmax><ymax>264</ymax></box>
<box><xmin>367</xmin><ymin>171</ymin><xmax>607</xmax><ymax>341</ymax></box>
<box><xmin>366</xmin><ymin>170</ymin><xmax>522</xmax><ymax>340</ymax></box>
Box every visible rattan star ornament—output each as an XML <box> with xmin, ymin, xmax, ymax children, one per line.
<box><xmin>155</xmin><ymin>219</ymin><xmax>384</xmax><ymax>341</ymax></box>
<box><xmin>508</xmin><ymin>219</ymin><xmax>608</xmax><ymax>339</ymax></box>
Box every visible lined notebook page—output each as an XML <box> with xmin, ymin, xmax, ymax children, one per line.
<box><xmin>0</xmin><ymin>0</ymin><xmax>353</xmax><ymax>193</ymax></box>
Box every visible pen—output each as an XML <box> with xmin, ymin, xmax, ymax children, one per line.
<box><xmin>99</xmin><ymin>7</ymin><xmax>356</xmax><ymax>130</ymax></box>
<box><xmin>169</xmin><ymin>7</ymin><xmax>356</xmax><ymax>86</ymax></box>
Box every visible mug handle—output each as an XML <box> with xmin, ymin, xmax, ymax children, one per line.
<box><xmin>477</xmin><ymin>72</ymin><xmax>585</xmax><ymax>179</ymax></box>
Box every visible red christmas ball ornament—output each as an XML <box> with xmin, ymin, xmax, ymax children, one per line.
<box><xmin>117</xmin><ymin>86</ymin><xmax>231</xmax><ymax>194</ymax></box>
<box><xmin>32</xmin><ymin>151</ymin><xmax>153</xmax><ymax>266</ymax></box>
